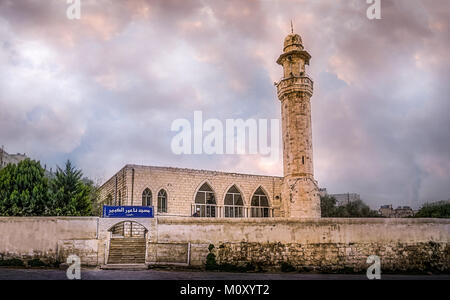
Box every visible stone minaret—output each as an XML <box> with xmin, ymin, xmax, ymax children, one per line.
<box><xmin>276</xmin><ymin>31</ymin><xmax>321</xmax><ymax>218</ymax></box>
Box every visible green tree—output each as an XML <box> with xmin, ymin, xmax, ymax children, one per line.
<box><xmin>320</xmin><ymin>195</ymin><xmax>338</xmax><ymax>217</ymax></box>
<box><xmin>320</xmin><ymin>196</ymin><xmax>379</xmax><ymax>218</ymax></box>
<box><xmin>0</xmin><ymin>159</ymin><xmax>51</xmax><ymax>216</ymax></box>
<box><xmin>83</xmin><ymin>177</ymin><xmax>102</xmax><ymax>216</ymax></box>
<box><xmin>49</xmin><ymin>160</ymin><xmax>93</xmax><ymax>216</ymax></box>
<box><xmin>414</xmin><ymin>201</ymin><xmax>450</xmax><ymax>219</ymax></box>
<box><xmin>336</xmin><ymin>200</ymin><xmax>379</xmax><ymax>218</ymax></box>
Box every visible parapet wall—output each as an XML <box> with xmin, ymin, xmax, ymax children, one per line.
<box><xmin>156</xmin><ymin>217</ymin><xmax>450</xmax><ymax>244</ymax></box>
<box><xmin>156</xmin><ymin>217</ymin><xmax>450</xmax><ymax>272</ymax></box>
<box><xmin>0</xmin><ymin>217</ymin><xmax>449</xmax><ymax>272</ymax></box>
<box><xmin>0</xmin><ymin>217</ymin><xmax>99</xmax><ymax>266</ymax></box>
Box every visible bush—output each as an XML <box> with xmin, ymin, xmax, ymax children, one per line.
<box><xmin>27</xmin><ymin>258</ymin><xmax>48</xmax><ymax>268</ymax></box>
<box><xmin>0</xmin><ymin>258</ymin><xmax>25</xmax><ymax>267</ymax></box>
<box><xmin>205</xmin><ymin>253</ymin><xmax>218</xmax><ymax>270</ymax></box>
<box><xmin>0</xmin><ymin>159</ymin><xmax>50</xmax><ymax>216</ymax></box>
<box><xmin>280</xmin><ymin>262</ymin><xmax>296</xmax><ymax>272</ymax></box>
<box><xmin>205</xmin><ymin>244</ymin><xmax>218</xmax><ymax>270</ymax></box>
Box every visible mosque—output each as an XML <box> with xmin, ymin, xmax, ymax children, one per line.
<box><xmin>99</xmin><ymin>30</ymin><xmax>321</xmax><ymax>219</ymax></box>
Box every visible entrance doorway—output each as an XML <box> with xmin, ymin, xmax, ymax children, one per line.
<box><xmin>107</xmin><ymin>221</ymin><xmax>147</xmax><ymax>264</ymax></box>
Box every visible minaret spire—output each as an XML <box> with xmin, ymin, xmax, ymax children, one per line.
<box><xmin>276</xmin><ymin>31</ymin><xmax>320</xmax><ymax>218</ymax></box>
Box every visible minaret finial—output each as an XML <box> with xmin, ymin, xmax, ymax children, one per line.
<box><xmin>290</xmin><ymin>20</ymin><xmax>293</xmax><ymax>34</ymax></box>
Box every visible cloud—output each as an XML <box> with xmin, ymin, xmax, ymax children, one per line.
<box><xmin>0</xmin><ymin>0</ymin><xmax>449</xmax><ymax>209</ymax></box>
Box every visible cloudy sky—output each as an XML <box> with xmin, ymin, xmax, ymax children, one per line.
<box><xmin>0</xmin><ymin>0</ymin><xmax>449</xmax><ymax>209</ymax></box>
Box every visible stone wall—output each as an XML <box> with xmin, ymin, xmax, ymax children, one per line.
<box><xmin>110</xmin><ymin>221</ymin><xmax>147</xmax><ymax>238</ymax></box>
<box><xmin>156</xmin><ymin>217</ymin><xmax>450</xmax><ymax>272</ymax></box>
<box><xmin>0</xmin><ymin>217</ymin><xmax>448</xmax><ymax>273</ymax></box>
<box><xmin>147</xmin><ymin>243</ymin><xmax>189</xmax><ymax>265</ymax></box>
<box><xmin>213</xmin><ymin>241</ymin><xmax>448</xmax><ymax>273</ymax></box>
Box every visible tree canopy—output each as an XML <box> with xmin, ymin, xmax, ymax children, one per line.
<box><xmin>0</xmin><ymin>159</ymin><xmax>96</xmax><ymax>216</ymax></box>
<box><xmin>414</xmin><ymin>201</ymin><xmax>450</xmax><ymax>218</ymax></box>
<box><xmin>49</xmin><ymin>160</ymin><xmax>93</xmax><ymax>216</ymax></box>
<box><xmin>0</xmin><ymin>159</ymin><xmax>50</xmax><ymax>216</ymax></box>
<box><xmin>320</xmin><ymin>195</ymin><xmax>380</xmax><ymax>218</ymax></box>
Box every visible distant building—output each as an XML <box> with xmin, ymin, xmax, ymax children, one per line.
<box><xmin>394</xmin><ymin>206</ymin><xmax>414</xmax><ymax>218</ymax></box>
<box><xmin>318</xmin><ymin>189</ymin><xmax>361</xmax><ymax>206</ymax></box>
<box><xmin>330</xmin><ymin>193</ymin><xmax>361</xmax><ymax>206</ymax></box>
<box><xmin>379</xmin><ymin>205</ymin><xmax>394</xmax><ymax>217</ymax></box>
<box><xmin>379</xmin><ymin>204</ymin><xmax>414</xmax><ymax>218</ymax></box>
<box><xmin>318</xmin><ymin>188</ymin><xmax>328</xmax><ymax>197</ymax></box>
<box><xmin>0</xmin><ymin>147</ymin><xmax>55</xmax><ymax>178</ymax></box>
<box><xmin>0</xmin><ymin>147</ymin><xmax>28</xmax><ymax>169</ymax></box>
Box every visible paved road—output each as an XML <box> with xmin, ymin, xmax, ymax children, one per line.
<box><xmin>0</xmin><ymin>268</ymin><xmax>449</xmax><ymax>280</ymax></box>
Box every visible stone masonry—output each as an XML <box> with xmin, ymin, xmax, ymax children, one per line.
<box><xmin>1</xmin><ymin>217</ymin><xmax>448</xmax><ymax>273</ymax></box>
<box><xmin>276</xmin><ymin>32</ymin><xmax>320</xmax><ymax>218</ymax></box>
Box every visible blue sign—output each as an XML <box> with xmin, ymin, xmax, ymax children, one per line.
<box><xmin>102</xmin><ymin>206</ymin><xmax>154</xmax><ymax>218</ymax></box>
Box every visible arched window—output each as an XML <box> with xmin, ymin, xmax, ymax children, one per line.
<box><xmin>157</xmin><ymin>189</ymin><xmax>167</xmax><ymax>213</ymax></box>
<box><xmin>193</xmin><ymin>182</ymin><xmax>216</xmax><ymax>217</ymax></box>
<box><xmin>224</xmin><ymin>185</ymin><xmax>244</xmax><ymax>218</ymax></box>
<box><xmin>251</xmin><ymin>187</ymin><xmax>270</xmax><ymax>217</ymax></box>
<box><xmin>142</xmin><ymin>188</ymin><xmax>152</xmax><ymax>206</ymax></box>
<box><xmin>106</xmin><ymin>194</ymin><xmax>113</xmax><ymax>206</ymax></box>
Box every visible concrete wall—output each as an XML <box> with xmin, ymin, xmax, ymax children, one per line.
<box><xmin>0</xmin><ymin>217</ymin><xmax>99</xmax><ymax>266</ymax></box>
<box><xmin>0</xmin><ymin>217</ymin><xmax>449</xmax><ymax>272</ymax></box>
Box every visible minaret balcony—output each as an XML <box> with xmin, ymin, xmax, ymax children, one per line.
<box><xmin>276</xmin><ymin>75</ymin><xmax>314</xmax><ymax>99</ymax></box>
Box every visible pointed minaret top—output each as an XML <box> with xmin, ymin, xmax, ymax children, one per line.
<box><xmin>290</xmin><ymin>20</ymin><xmax>294</xmax><ymax>34</ymax></box>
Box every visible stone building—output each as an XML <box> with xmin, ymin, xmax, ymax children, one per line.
<box><xmin>317</xmin><ymin>189</ymin><xmax>361</xmax><ymax>207</ymax></box>
<box><xmin>99</xmin><ymin>165</ymin><xmax>283</xmax><ymax>217</ymax></box>
<box><xmin>394</xmin><ymin>206</ymin><xmax>415</xmax><ymax>218</ymax></box>
<box><xmin>99</xmin><ymin>31</ymin><xmax>321</xmax><ymax>219</ymax></box>
<box><xmin>318</xmin><ymin>188</ymin><xmax>328</xmax><ymax>197</ymax></box>
<box><xmin>379</xmin><ymin>205</ymin><xmax>394</xmax><ymax>217</ymax></box>
<box><xmin>0</xmin><ymin>147</ymin><xmax>27</xmax><ymax>169</ymax></box>
<box><xmin>379</xmin><ymin>204</ymin><xmax>415</xmax><ymax>218</ymax></box>
<box><xmin>331</xmin><ymin>193</ymin><xmax>361</xmax><ymax>206</ymax></box>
